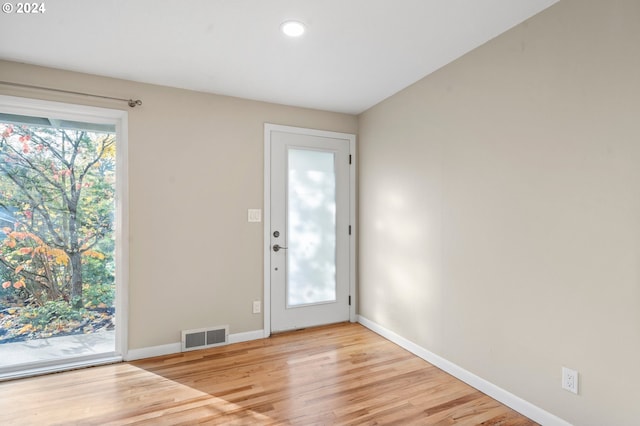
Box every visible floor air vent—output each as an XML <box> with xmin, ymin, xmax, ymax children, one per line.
<box><xmin>181</xmin><ymin>325</ymin><xmax>229</xmax><ymax>352</ymax></box>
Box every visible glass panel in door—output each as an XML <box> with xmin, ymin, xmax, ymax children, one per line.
<box><xmin>0</xmin><ymin>114</ymin><xmax>118</xmax><ymax>376</ymax></box>
<box><xmin>287</xmin><ymin>148</ymin><xmax>336</xmax><ymax>307</ymax></box>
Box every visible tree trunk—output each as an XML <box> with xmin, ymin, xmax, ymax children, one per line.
<box><xmin>68</xmin><ymin>183</ymin><xmax>82</xmax><ymax>307</ymax></box>
<box><xmin>70</xmin><ymin>251</ymin><xmax>83</xmax><ymax>307</ymax></box>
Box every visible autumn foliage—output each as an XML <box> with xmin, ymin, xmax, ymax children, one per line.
<box><xmin>0</xmin><ymin>121</ymin><xmax>116</xmax><ymax>309</ymax></box>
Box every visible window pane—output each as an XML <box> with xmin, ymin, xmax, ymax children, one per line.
<box><xmin>287</xmin><ymin>148</ymin><xmax>336</xmax><ymax>306</ymax></box>
<box><xmin>0</xmin><ymin>119</ymin><xmax>116</xmax><ymax>368</ymax></box>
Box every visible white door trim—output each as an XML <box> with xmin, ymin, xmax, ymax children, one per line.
<box><xmin>263</xmin><ymin>124</ymin><xmax>356</xmax><ymax>337</ymax></box>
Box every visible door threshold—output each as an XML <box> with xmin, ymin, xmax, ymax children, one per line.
<box><xmin>270</xmin><ymin>321</ymin><xmax>352</xmax><ymax>336</ymax></box>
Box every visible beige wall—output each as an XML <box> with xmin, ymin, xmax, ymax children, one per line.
<box><xmin>358</xmin><ymin>0</ymin><xmax>640</xmax><ymax>424</ymax></box>
<box><xmin>2</xmin><ymin>0</ymin><xmax>639</xmax><ymax>422</ymax></box>
<box><xmin>0</xmin><ymin>60</ymin><xmax>357</xmax><ymax>349</ymax></box>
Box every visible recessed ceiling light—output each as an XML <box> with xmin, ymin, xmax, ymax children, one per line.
<box><xmin>280</xmin><ymin>20</ymin><xmax>306</xmax><ymax>37</ymax></box>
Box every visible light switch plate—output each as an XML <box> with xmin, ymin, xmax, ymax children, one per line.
<box><xmin>248</xmin><ymin>209</ymin><xmax>261</xmax><ymax>222</ymax></box>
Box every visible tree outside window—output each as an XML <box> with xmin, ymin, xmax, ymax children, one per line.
<box><xmin>0</xmin><ymin>119</ymin><xmax>116</xmax><ymax>342</ymax></box>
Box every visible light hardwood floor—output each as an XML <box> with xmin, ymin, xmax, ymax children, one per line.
<box><xmin>0</xmin><ymin>323</ymin><xmax>537</xmax><ymax>425</ymax></box>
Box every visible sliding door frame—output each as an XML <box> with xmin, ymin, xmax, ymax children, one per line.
<box><xmin>0</xmin><ymin>95</ymin><xmax>129</xmax><ymax>379</ymax></box>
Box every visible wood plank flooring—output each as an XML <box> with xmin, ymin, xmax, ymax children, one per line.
<box><xmin>0</xmin><ymin>323</ymin><xmax>537</xmax><ymax>425</ymax></box>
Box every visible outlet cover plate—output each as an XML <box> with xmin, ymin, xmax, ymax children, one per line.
<box><xmin>562</xmin><ymin>367</ymin><xmax>578</xmax><ymax>394</ymax></box>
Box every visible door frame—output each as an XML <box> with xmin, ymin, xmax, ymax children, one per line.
<box><xmin>263</xmin><ymin>123</ymin><xmax>356</xmax><ymax>337</ymax></box>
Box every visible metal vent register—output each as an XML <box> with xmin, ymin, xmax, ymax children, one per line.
<box><xmin>181</xmin><ymin>325</ymin><xmax>229</xmax><ymax>351</ymax></box>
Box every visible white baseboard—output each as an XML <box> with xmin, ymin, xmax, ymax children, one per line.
<box><xmin>357</xmin><ymin>315</ymin><xmax>571</xmax><ymax>426</ymax></box>
<box><xmin>229</xmin><ymin>329</ymin><xmax>265</xmax><ymax>344</ymax></box>
<box><xmin>125</xmin><ymin>342</ymin><xmax>181</xmax><ymax>361</ymax></box>
<box><xmin>124</xmin><ymin>329</ymin><xmax>265</xmax><ymax>361</ymax></box>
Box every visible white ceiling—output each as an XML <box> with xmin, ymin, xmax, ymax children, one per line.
<box><xmin>0</xmin><ymin>0</ymin><xmax>558</xmax><ymax>114</ymax></box>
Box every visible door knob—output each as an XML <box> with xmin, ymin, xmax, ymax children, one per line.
<box><xmin>273</xmin><ymin>244</ymin><xmax>288</xmax><ymax>252</ymax></box>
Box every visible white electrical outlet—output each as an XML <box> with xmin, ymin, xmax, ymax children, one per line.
<box><xmin>562</xmin><ymin>367</ymin><xmax>578</xmax><ymax>394</ymax></box>
<box><xmin>252</xmin><ymin>300</ymin><xmax>261</xmax><ymax>314</ymax></box>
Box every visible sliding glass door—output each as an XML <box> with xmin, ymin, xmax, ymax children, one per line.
<box><xmin>0</xmin><ymin>96</ymin><xmax>127</xmax><ymax>379</ymax></box>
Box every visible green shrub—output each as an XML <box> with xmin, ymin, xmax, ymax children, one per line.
<box><xmin>82</xmin><ymin>283</ymin><xmax>114</xmax><ymax>309</ymax></box>
<box><xmin>20</xmin><ymin>300</ymin><xmax>84</xmax><ymax>328</ymax></box>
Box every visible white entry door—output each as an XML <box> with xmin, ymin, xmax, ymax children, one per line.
<box><xmin>265</xmin><ymin>124</ymin><xmax>355</xmax><ymax>333</ymax></box>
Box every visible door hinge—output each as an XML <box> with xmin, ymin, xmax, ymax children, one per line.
<box><xmin>348</xmin><ymin>295</ymin><xmax>351</xmax><ymax>306</ymax></box>
<box><xmin>349</xmin><ymin>154</ymin><xmax>352</xmax><ymax>164</ymax></box>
